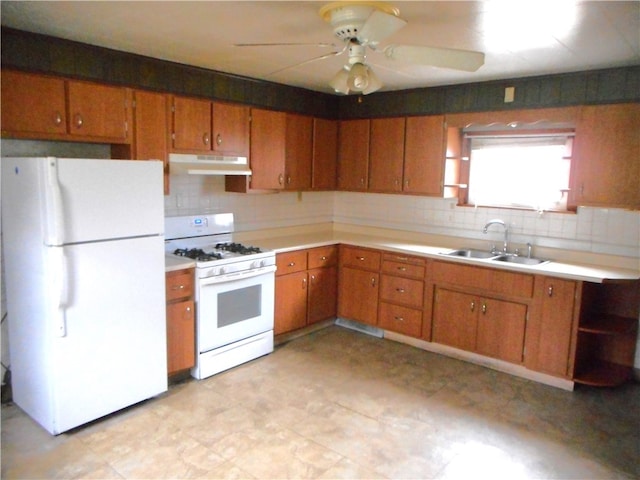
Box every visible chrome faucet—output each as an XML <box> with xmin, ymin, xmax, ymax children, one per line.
<box><xmin>483</xmin><ymin>219</ymin><xmax>509</xmax><ymax>254</ymax></box>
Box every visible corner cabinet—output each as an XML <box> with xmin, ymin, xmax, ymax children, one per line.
<box><xmin>337</xmin><ymin>119</ymin><xmax>370</xmax><ymax>191</ymax></box>
<box><xmin>312</xmin><ymin>118</ymin><xmax>338</xmax><ymax>190</ymax></box>
<box><xmin>165</xmin><ymin>268</ymin><xmax>195</xmax><ymax>376</ymax></box>
<box><xmin>570</xmin><ymin>103</ymin><xmax>640</xmax><ymax>209</ymax></box>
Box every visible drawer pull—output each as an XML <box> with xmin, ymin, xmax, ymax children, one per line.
<box><xmin>394</xmin><ymin>316</ymin><xmax>405</xmax><ymax>322</ymax></box>
<box><xmin>357</xmin><ymin>256</ymin><xmax>366</xmax><ymax>261</ymax></box>
<box><xmin>481</xmin><ymin>303</ymin><xmax>487</xmax><ymax>314</ymax></box>
<box><xmin>396</xmin><ymin>256</ymin><xmax>408</xmax><ymax>261</ymax></box>
<box><xmin>186</xmin><ymin>307</ymin><xmax>191</xmax><ymax>312</ymax></box>
<box><xmin>288</xmin><ymin>262</ymin><xmax>296</xmax><ymax>267</ymax></box>
<box><xmin>397</xmin><ymin>266</ymin><xmax>407</xmax><ymax>271</ymax></box>
<box><xmin>396</xmin><ymin>288</ymin><xmax>405</xmax><ymax>293</ymax></box>
<box><xmin>321</xmin><ymin>256</ymin><xmax>327</xmax><ymax>260</ymax></box>
<box><xmin>171</xmin><ymin>285</ymin><xmax>185</xmax><ymax>290</ymax></box>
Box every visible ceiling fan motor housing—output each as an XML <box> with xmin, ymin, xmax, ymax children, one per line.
<box><xmin>320</xmin><ymin>2</ymin><xmax>400</xmax><ymax>41</ymax></box>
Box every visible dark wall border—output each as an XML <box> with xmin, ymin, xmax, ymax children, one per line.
<box><xmin>2</xmin><ymin>27</ymin><xmax>639</xmax><ymax>120</ymax></box>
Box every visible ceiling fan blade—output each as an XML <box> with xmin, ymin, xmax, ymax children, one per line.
<box><xmin>234</xmin><ymin>42</ymin><xmax>336</xmax><ymax>48</ymax></box>
<box><xmin>266</xmin><ymin>45</ymin><xmax>347</xmax><ymax>77</ymax></box>
<box><xmin>357</xmin><ymin>10</ymin><xmax>407</xmax><ymax>46</ymax></box>
<box><xmin>383</xmin><ymin>44</ymin><xmax>485</xmax><ymax>72</ymax></box>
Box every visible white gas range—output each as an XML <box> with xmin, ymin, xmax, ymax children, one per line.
<box><xmin>165</xmin><ymin>213</ymin><xmax>276</xmax><ymax>379</ymax></box>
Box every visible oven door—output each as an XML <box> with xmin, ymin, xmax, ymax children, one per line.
<box><xmin>196</xmin><ymin>266</ymin><xmax>276</xmax><ymax>353</ymax></box>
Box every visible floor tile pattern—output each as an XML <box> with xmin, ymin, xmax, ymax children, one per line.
<box><xmin>2</xmin><ymin>326</ymin><xmax>639</xmax><ymax>479</ymax></box>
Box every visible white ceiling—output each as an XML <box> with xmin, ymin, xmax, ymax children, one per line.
<box><xmin>1</xmin><ymin>1</ymin><xmax>639</xmax><ymax>95</ymax></box>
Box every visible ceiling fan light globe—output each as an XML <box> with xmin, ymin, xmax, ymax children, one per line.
<box><xmin>347</xmin><ymin>62</ymin><xmax>369</xmax><ymax>91</ymax></box>
<box><xmin>330</xmin><ymin>66</ymin><xmax>351</xmax><ymax>94</ymax></box>
<box><xmin>362</xmin><ymin>66</ymin><xmax>382</xmax><ymax>94</ymax></box>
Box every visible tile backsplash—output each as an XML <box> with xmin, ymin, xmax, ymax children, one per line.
<box><xmin>166</xmin><ymin>175</ymin><xmax>640</xmax><ymax>261</ymax></box>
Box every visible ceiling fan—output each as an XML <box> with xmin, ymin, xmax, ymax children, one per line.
<box><xmin>235</xmin><ymin>2</ymin><xmax>485</xmax><ymax>95</ymax></box>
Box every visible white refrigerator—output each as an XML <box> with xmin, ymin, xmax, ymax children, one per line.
<box><xmin>1</xmin><ymin>157</ymin><xmax>168</xmax><ymax>434</ymax></box>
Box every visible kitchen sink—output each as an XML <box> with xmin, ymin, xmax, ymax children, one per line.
<box><xmin>492</xmin><ymin>255</ymin><xmax>549</xmax><ymax>265</ymax></box>
<box><xmin>443</xmin><ymin>249</ymin><xmax>499</xmax><ymax>259</ymax></box>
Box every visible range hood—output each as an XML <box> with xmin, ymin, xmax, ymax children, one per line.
<box><xmin>169</xmin><ymin>153</ymin><xmax>251</xmax><ymax>176</ymax></box>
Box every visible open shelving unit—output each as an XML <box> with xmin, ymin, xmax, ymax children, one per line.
<box><xmin>574</xmin><ymin>281</ymin><xmax>640</xmax><ymax>387</ymax></box>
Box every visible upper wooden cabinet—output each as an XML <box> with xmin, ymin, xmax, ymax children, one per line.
<box><xmin>170</xmin><ymin>96</ymin><xmax>250</xmax><ymax>157</ymax></box>
<box><xmin>1</xmin><ymin>70</ymin><xmax>67</xmax><ymax>137</ymax></box>
<box><xmin>1</xmin><ymin>70</ymin><xmax>131</xmax><ymax>144</ymax></box>
<box><xmin>338</xmin><ymin>119</ymin><xmax>370</xmax><ymax>191</ymax></box>
<box><xmin>285</xmin><ymin>113</ymin><xmax>313</xmax><ymax>190</ymax></box>
<box><xmin>368</xmin><ymin>117</ymin><xmax>405</xmax><ymax>192</ymax></box>
<box><xmin>249</xmin><ymin>108</ymin><xmax>286</xmax><ymax>190</ymax></box>
<box><xmin>312</xmin><ymin>118</ymin><xmax>338</xmax><ymax>190</ymax></box>
<box><xmin>404</xmin><ymin>115</ymin><xmax>446</xmax><ymax>195</ymax></box>
<box><xmin>570</xmin><ymin>103</ymin><xmax>640</xmax><ymax>210</ymax></box>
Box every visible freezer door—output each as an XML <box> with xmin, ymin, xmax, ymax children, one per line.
<box><xmin>41</xmin><ymin>157</ymin><xmax>163</xmax><ymax>244</ymax></box>
<box><xmin>50</xmin><ymin>236</ymin><xmax>167</xmax><ymax>434</ymax></box>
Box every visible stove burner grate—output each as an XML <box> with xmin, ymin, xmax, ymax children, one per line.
<box><xmin>174</xmin><ymin>248</ymin><xmax>223</xmax><ymax>262</ymax></box>
<box><xmin>215</xmin><ymin>242</ymin><xmax>262</xmax><ymax>255</ymax></box>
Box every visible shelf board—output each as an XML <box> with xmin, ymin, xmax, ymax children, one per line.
<box><xmin>574</xmin><ymin>360</ymin><xmax>632</xmax><ymax>387</ymax></box>
<box><xmin>579</xmin><ymin>314</ymin><xmax>638</xmax><ymax>335</ymax></box>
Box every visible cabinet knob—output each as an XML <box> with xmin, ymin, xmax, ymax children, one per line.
<box><xmin>481</xmin><ymin>303</ymin><xmax>487</xmax><ymax>314</ymax></box>
<box><xmin>278</xmin><ymin>173</ymin><xmax>284</xmax><ymax>185</ymax></box>
<box><xmin>171</xmin><ymin>285</ymin><xmax>185</xmax><ymax>290</ymax></box>
<box><xmin>320</xmin><ymin>256</ymin><xmax>327</xmax><ymax>261</ymax></box>
<box><xmin>74</xmin><ymin>114</ymin><xmax>83</xmax><ymax>129</ymax></box>
<box><xmin>287</xmin><ymin>175</ymin><xmax>291</xmax><ymax>185</ymax></box>
<box><xmin>203</xmin><ymin>133</ymin><xmax>210</xmax><ymax>145</ymax></box>
<box><xmin>405</xmin><ymin>179</ymin><xmax>410</xmax><ymax>188</ymax></box>
<box><xmin>288</xmin><ymin>262</ymin><xmax>295</xmax><ymax>267</ymax></box>
<box><xmin>397</xmin><ymin>266</ymin><xmax>407</xmax><ymax>271</ymax></box>
<box><xmin>396</xmin><ymin>288</ymin><xmax>405</xmax><ymax>293</ymax></box>
<box><xmin>394</xmin><ymin>316</ymin><xmax>405</xmax><ymax>322</ymax></box>
<box><xmin>470</xmin><ymin>301</ymin><xmax>475</xmax><ymax>312</ymax></box>
<box><xmin>548</xmin><ymin>285</ymin><xmax>554</xmax><ymax>297</ymax></box>
<box><xmin>371</xmin><ymin>277</ymin><xmax>376</xmax><ymax>287</ymax></box>
<box><xmin>216</xmin><ymin>133</ymin><xmax>222</xmax><ymax>146</ymax></box>
<box><xmin>186</xmin><ymin>307</ymin><xmax>191</xmax><ymax>312</ymax></box>
<box><xmin>356</xmin><ymin>256</ymin><xmax>365</xmax><ymax>261</ymax></box>
<box><xmin>53</xmin><ymin>112</ymin><xmax>63</xmax><ymax>126</ymax></box>
<box><xmin>302</xmin><ymin>277</ymin><xmax>307</xmax><ymax>289</ymax></box>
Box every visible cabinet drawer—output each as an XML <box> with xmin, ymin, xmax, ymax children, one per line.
<box><xmin>378</xmin><ymin>302</ymin><xmax>422</xmax><ymax>338</ymax></box>
<box><xmin>165</xmin><ymin>270</ymin><xmax>194</xmax><ymax>302</ymax></box>
<box><xmin>382</xmin><ymin>260</ymin><xmax>425</xmax><ymax>279</ymax></box>
<box><xmin>340</xmin><ymin>246</ymin><xmax>381</xmax><ymax>271</ymax></box>
<box><xmin>380</xmin><ymin>275</ymin><xmax>424</xmax><ymax>308</ymax></box>
<box><xmin>308</xmin><ymin>245</ymin><xmax>338</xmax><ymax>269</ymax></box>
<box><xmin>276</xmin><ymin>250</ymin><xmax>307</xmax><ymax>275</ymax></box>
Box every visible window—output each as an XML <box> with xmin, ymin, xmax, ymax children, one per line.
<box><xmin>462</xmin><ymin>130</ymin><xmax>574</xmax><ymax>212</ymax></box>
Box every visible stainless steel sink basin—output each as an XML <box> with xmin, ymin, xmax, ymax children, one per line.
<box><xmin>443</xmin><ymin>249</ymin><xmax>498</xmax><ymax>259</ymax></box>
<box><xmin>492</xmin><ymin>255</ymin><xmax>549</xmax><ymax>265</ymax></box>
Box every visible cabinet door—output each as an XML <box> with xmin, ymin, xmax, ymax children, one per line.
<box><xmin>285</xmin><ymin>113</ymin><xmax>313</xmax><ymax>190</ymax></box>
<box><xmin>312</xmin><ymin>118</ymin><xmax>338</xmax><ymax>190</ymax></box>
<box><xmin>67</xmin><ymin>81</ymin><xmax>129</xmax><ymax>141</ymax></box>
<box><xmin>171</xmin><ymin>96</ymin><xmax>211</xmax><ymax>152</ymax></box>
<box><xmin>476</xmin><ymin>298</ymin><xmax>527</xmax><ymax>364</ymax></box>
<box><xmin>369</xmin><ymin>117</ymin><xmax>405</xmax><ymax>192</ymax></box>
<box><xmin>338</xmin><ymin>119</ymin><xmax>370</xmax><ymax>191</ymax></box>
<box><xmin>131</xmin><ymin>90</ymin><xmax>169</xmax><ymax>162</ymax></box>
<box><xmin>308</xmin><ymin>266</ymin><xmax>338</xmax><ymax>324</ymax></box>
<box><xmin>275</xmin><ymin>271</ymin><xmax>308</xmax><ymax>335</ymax></box>
<box><xmin>212</xmin><ymin>102</ymin><xmax>249</xmax><ymax>157</ymax></box>
<box><xmin>570</xmin><ymin>104</ymin><xmax>640</xmax><ymax>209</ymax></box>
<box><xmin>432</xmin><ymin>288</ymin><xmax>477</xmax><ymax>351</ymax></box>
<box><xmin>166</xmin><ymin>300</ymin><xmax>195</xmax><ymax>375</ymax></box>
<box><xmin>338</xmin><ymin>266</ymin><xmax>379</xmax><ymax>326</ymax></box>
<box><xmin>528</xmin><ymin>277</ymin><xmax>578</xmax><ymax>377</ymax></box>
<box><xmin>1</xmin><ymin>71</ymin><xmax>67</xmax><ymax>137</ymax></box>
<box><xmin>250</xmin><ymin>108</ymin><xmax>286</xmax><ymax>190</ymax></box>
<box><xmin>404</xmin><ymin>115</ymin><xmax>446</xmax><ymax>195</ymax></box>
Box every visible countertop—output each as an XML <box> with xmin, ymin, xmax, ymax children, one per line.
<box><xmin>165</xmin><ymin>254</ymin><xmax>196</xmax><ymax>272</ymax></box>
<box><xmin>247</xmin><ymin>231</ymin><xmax>640</xmax><ymax>283</ymax></box>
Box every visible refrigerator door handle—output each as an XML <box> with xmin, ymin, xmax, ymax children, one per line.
<box><xmin>52</xmin><ymin>247</ymin><xmax>69</xmax><ymax>337</ymax></box>
<box><xmin>44</xmin><ymin>157</ymin><xmax>65</xmax><ymax>246</ymax></box>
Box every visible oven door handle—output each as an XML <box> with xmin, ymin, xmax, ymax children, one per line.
<box><xmin>200</xmin><ymin>265</ymin><xmax>277</xmax><ymax>285</ymax></box>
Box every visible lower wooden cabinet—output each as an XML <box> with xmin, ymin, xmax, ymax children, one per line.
<box><xmin>275</xmin><ymin>246</ymin><xmax>338</xmax><ymax>335</ymax></box>
<box><xmin>338</xmin><ymin>266</ymin><xmax>380</xmax><ymax>326</ymax></box>
<box><xmin>165</xmin><ymin>268</ymin><xmax>195</xmax><ymax>375</ymax></box>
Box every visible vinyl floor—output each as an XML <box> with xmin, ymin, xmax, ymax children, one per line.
<box><xmin>2</xmin><ymin>325</ymin><xmax>639</xmax><ymax>479</ymax></box>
